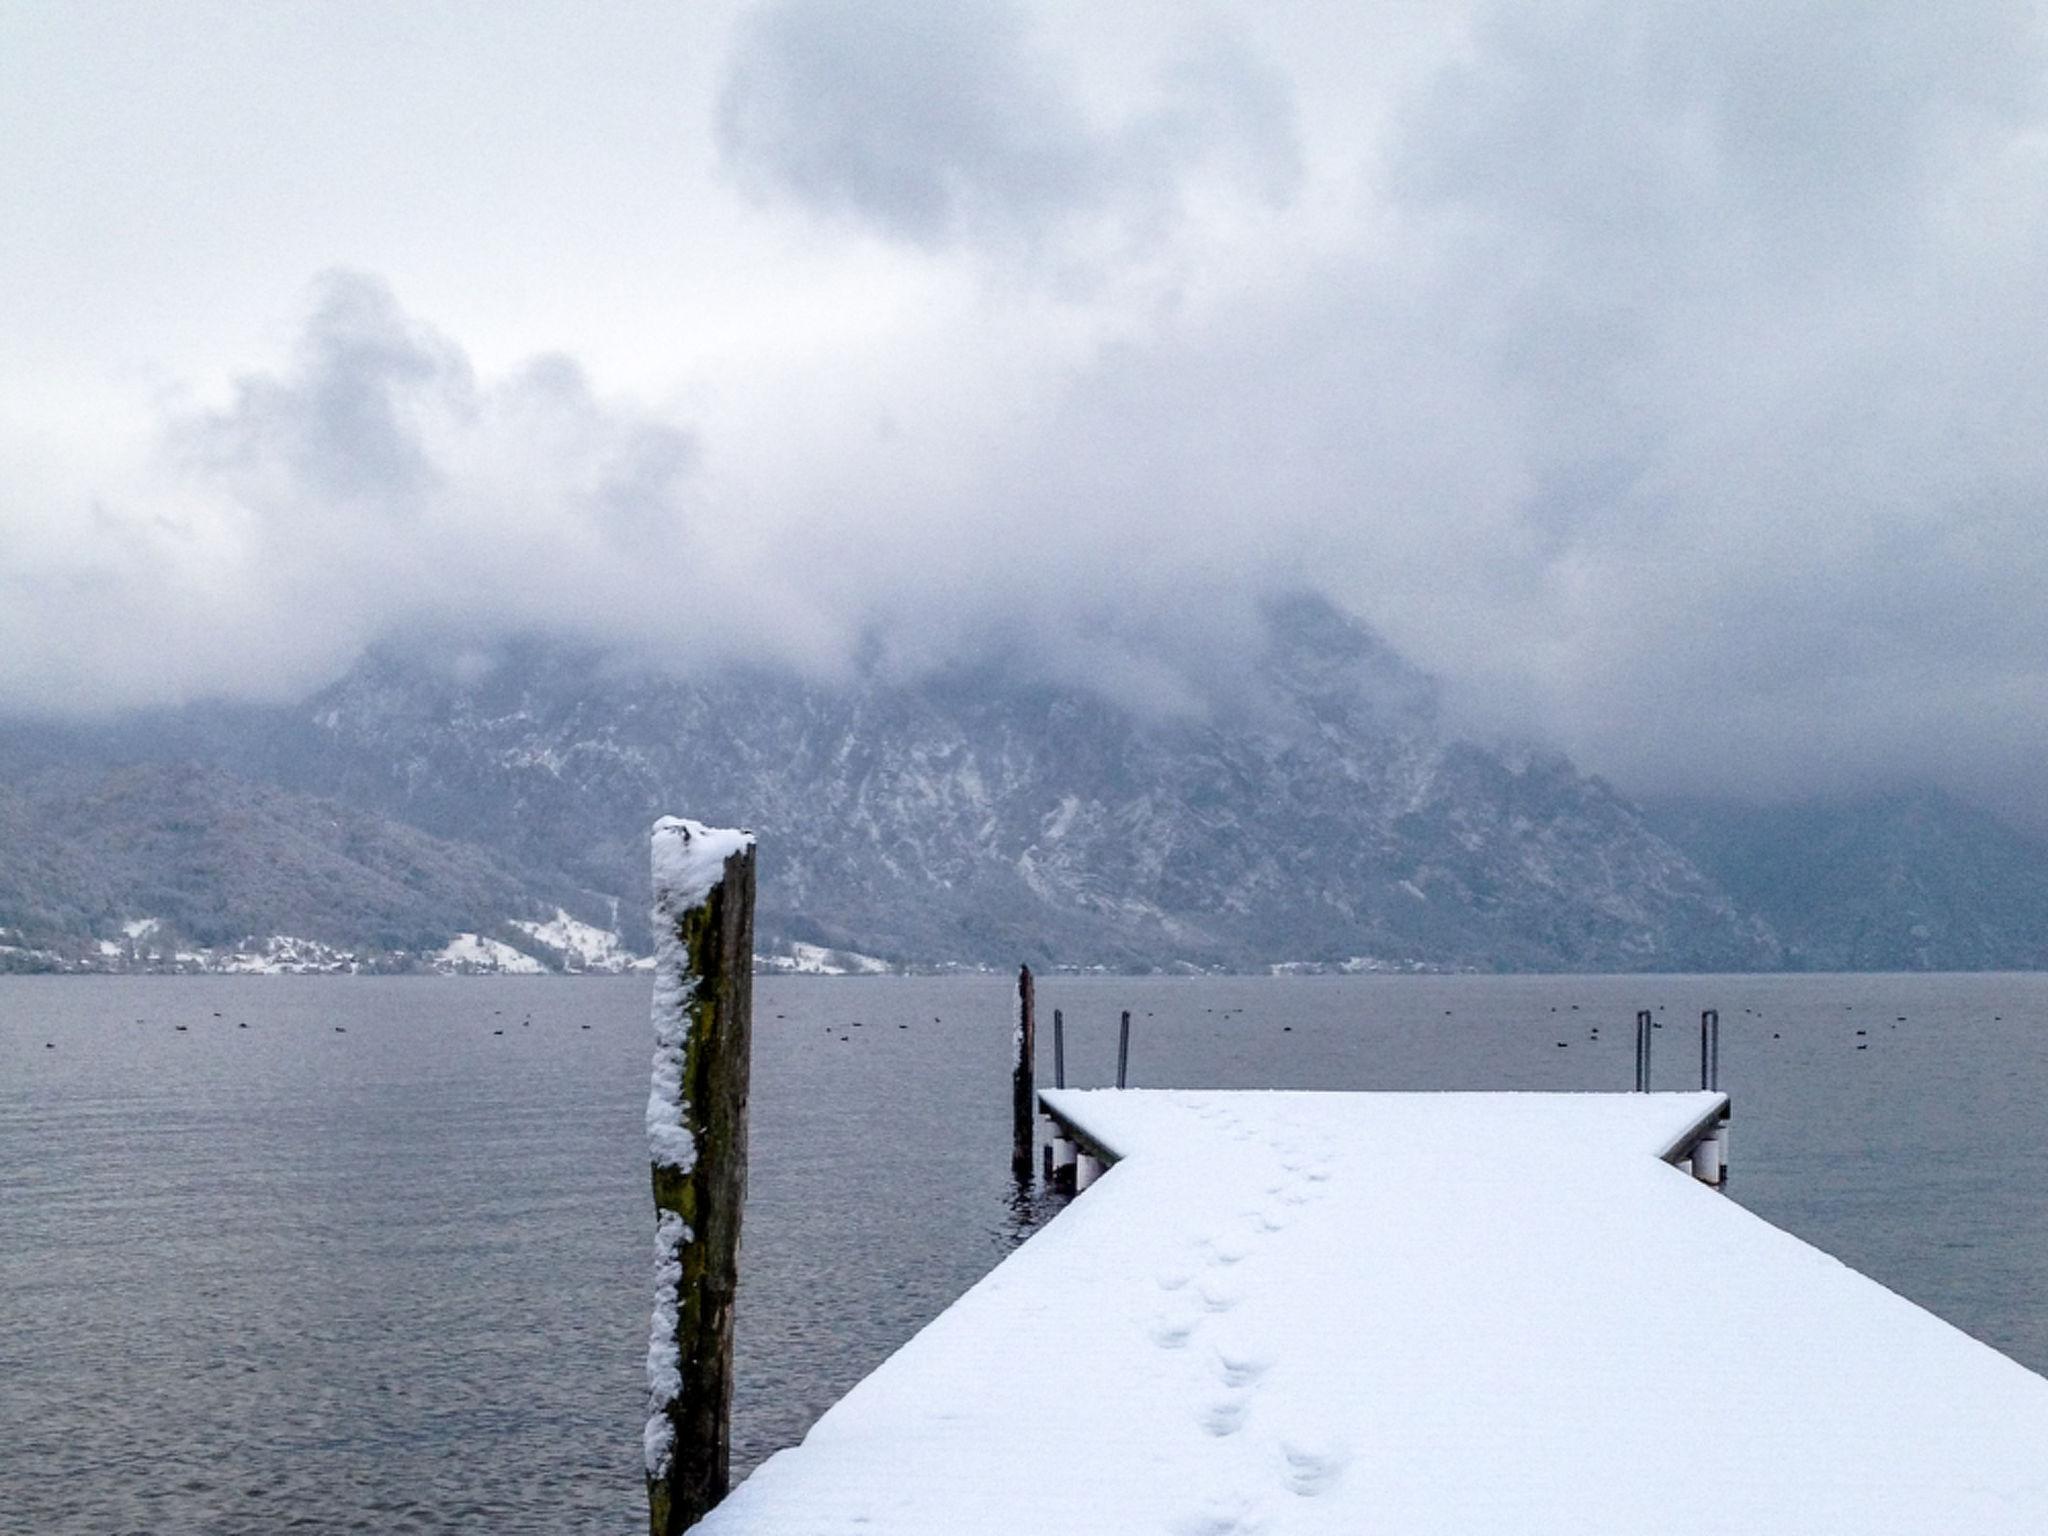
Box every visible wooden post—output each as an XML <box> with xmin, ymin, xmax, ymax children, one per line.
<box><xmin>1117</xmin><ymin>1009</ymin><xmax>1131</xmax><ymax>1089</ymax></box>
<box><xmin>1013</xmin><ymin>965</ymin><xmax>1036</xmax><ymax>1178</ymax></box>
<box><xmin>645</xmin><ymin>817</ymin><xmax>756</xmax><ymax>1536</ymax></box>
<box><xmin>1053</xmin><ymin>1007</ymin><xmax>1065</xmax><ymax>1090</ymax></box>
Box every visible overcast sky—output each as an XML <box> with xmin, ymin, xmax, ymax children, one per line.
<box><xmin>5</xmin><ymin>1</ymin><xmax>2048</xmax><ymax>821</ymax></box>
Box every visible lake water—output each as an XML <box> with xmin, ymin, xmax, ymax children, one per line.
<box><xmin>5</xmin><ymin>972</ymin><xmax>2047</xmax><ymax>1533</ymax></box>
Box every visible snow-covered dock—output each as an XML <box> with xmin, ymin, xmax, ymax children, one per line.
<box><xmin>697</xmin><ymin>1089</ymin><xmax>2048</xmax><ymax>1535</ymax></box>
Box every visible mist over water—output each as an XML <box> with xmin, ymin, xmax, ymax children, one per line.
<box><xmin>4</xmin><ymin>972</ymin><xmax>2046</xmax><ymax>1532</ymax></box>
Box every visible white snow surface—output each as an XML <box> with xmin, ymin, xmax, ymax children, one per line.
<box><xmin>698</xmin><ymin>1090</ymin><xmax>2048</xmax><ymax>1535</ymax></box>
<box><xmin>644</xmin><ymin>1209</ymin><xmax>693</xmax><ymax>1479</ymax></box>
<box><xmin>760</xmin><ymin>941</ymin><xmax>890</xmax><ymax>976</ymax></box>
<box><xmin>651</xmin><ymin>816</ymin><xmax>754</xmax><ymax>915</ymax></box>
<box><xmin>511</xmin><ymin>908</ymin><xmax>638</xmax><ymax>972</ymax></box>
<box><xmin>215</xmin><ymin>935</ymin><xmax>362</xmax><ymax>974</ymax></box>
<box><xmin>432</xmin><ymin>933</ymin><xmax>547</xmax><ymax>975</ymax></box>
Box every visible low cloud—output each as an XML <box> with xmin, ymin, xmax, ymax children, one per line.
<box><xmin>2</xmin><ymin>273</ymin><xmax>741</xmax><ymax>711</ymax></box>
<box><xmin>6</xmin><ymin>1</ymin><xmax>2048</xmax><ymax>830</ymax></box>
<box><xmin>715</xmin><ymin>0</ymin><xmax>1301</xmax><ymax>258</ymax></box>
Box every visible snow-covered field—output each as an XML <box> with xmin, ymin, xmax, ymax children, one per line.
<box><xmin>13</xmin><ymin>913</ymin><xmax>647</xmax><ymax>975</ymax></box>
<box><xmin>701</xmin><ymin>1089</ymin><xmax>2048</xmax><ymax>1535</ymax></box>
<box><xmin>14</xmin><ymin>910</ymin><xmax>912</xmax><ymax>976</ymax></box>
<box><xmin>432</xmin><ymin>933</ymin><xmax>549</xmax><ymax>975</ymax></box>
<box><xmin>510</xmin><ymin>908</ymin><xmax>641</xmax><ymax>973</ymax></box>
<box><xmin>12</xmin><ymin>919</ymin><xmax>366</xmax><ymax>975</ymax></box>
<box><xmin>759</xmin><ymin>941</ymin><xmax>890</xmax><ymax>976</ymax></box>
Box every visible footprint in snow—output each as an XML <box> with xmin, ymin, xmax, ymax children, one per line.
<box><xmin>1210</xmin><ymin>1324</ymin><xmax>1273</xmax><ymax>1390</ymax></box>
<box><xmin>1171</xmin><ymin>1491</ymin><xmax>1264</xmax><ymax>1536</ymax></box>
<box><xmin>1206</xmin><ymin>1233</ymin><xmax>1253</xmax><ymax>1265</ymax></box>
<box><xmin>1200</xmin><ymin>1393</ymin><xmax>1252</xmax><ymax>1437</ymax></box>
<box><xmin>1197</xmin><ymin>1274</ymin><xmax>1244</xmax><ymax>1313</ymax></box>
<box><xmin>1279</xmin><ymin>1436</ymin><xmax>1350</xmax><ymax>1497</ymax></box>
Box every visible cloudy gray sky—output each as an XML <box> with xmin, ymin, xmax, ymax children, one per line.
<box><xmin>5</xmin><ymin>1</ymin><xmax>2047</xmax><ymax>822</ymax></box>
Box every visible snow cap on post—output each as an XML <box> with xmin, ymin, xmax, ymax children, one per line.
<box><xmin>652</xmin><ymin>816</ymin><xmax>755</xmax><ymax>918</ymax></box>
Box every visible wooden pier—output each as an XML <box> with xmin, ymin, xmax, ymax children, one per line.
<box><xmin>693</xmin><ymin>1087</ymin><xmax>2048</xmax><ymax>1534</ymax></box>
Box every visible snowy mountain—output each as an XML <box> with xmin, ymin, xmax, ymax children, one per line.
<box><xmin>276</xmin><ymin>606</ymin><xmax>1777</xmax><ymax>974</ymax></box>
<box><xmin>0</xmin><ymin>760</ymin><xmax>584</xmax><ymax>972</ymax></box>
<box><xmin>0</xmin><ymin>595</ymin><xmax>1767</xmax><ymax>972</ymax></box>
<box><xmin>2</xmin><ymin>594</ymin><xmax>2040</xmax><ymax>973</ymax></box>
<box><xmin>1646</xmin><ymin>789</ymin><xmax>2048</xmax><ymax>972</ymax></box>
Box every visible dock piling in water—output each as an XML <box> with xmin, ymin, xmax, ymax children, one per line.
<box><xmin>644</xmin><ymin>817</ymin><xmax>756</xmax><ymax>1536</ymax></box>
<box><xmin>1691</xmin><ymin>1123</ymin><xmax>1725</xmax><ymax>1184</ymax></box>
<box><xmin>1116</xmin><ymin>1010</ymin><xmax>1131</xmax><ymax>1089</ymax></box>
<box><xmin>1051</xmin><ymin>1133</ymin><xmax>1078</xmax><ymax>1190</ymax></box>
<box><xmin>1012</xmin><ymin>966</ymin><xmax>1036</xmax><ymax>1179</ymax></box>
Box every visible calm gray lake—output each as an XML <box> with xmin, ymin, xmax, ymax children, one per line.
<box><xmin>4</xmin><ymin>973</ymin><xmax>2046</xmax><ymax>1533</ymax></box>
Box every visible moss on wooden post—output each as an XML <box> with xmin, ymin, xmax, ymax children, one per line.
<box><xmin>644</xmin><ymin>817</ymin><xmax>756</xmax><ymax>1536</ymax></box>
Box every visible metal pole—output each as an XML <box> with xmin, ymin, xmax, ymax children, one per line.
<box><xmin>1053</xmin><ymin>1007</ymin><xmax>1065</xmax><ymax>1090</ymax></box>
<box><xmin>1710</xmin><ymin>1009</ymin><xmax>1720</xmax><ymax>1092</ymax></box>
<box><xmin>1116</xmin><ymin>1010</ymin><xmax>1131</xmax><ymax>1089</ymax></box>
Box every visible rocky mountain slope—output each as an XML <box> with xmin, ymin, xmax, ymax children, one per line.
<box><xmin>252</xmin><ymin>597</ymin><xmax>1772</xmax><ymax>971</ymax></box>
<box><xmin>1</xmin><ymin>595</ymin><xmax>2039</xmax><ymax>972</ymax></box>
<box><xmin>1646</xmin><ymin>790</ymin><xmax>2048</xmax><ymax>972</ymax></box>
<box><xmin>0</xmin><ymin>761</ymin><xmax>591</xmax><ymax>971</ymax></box>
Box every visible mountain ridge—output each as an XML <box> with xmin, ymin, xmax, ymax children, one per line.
<box><xmin>1</xmin><ymin>597</ymin><xmax>2040</xmax><ymax>973</ymax></box>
